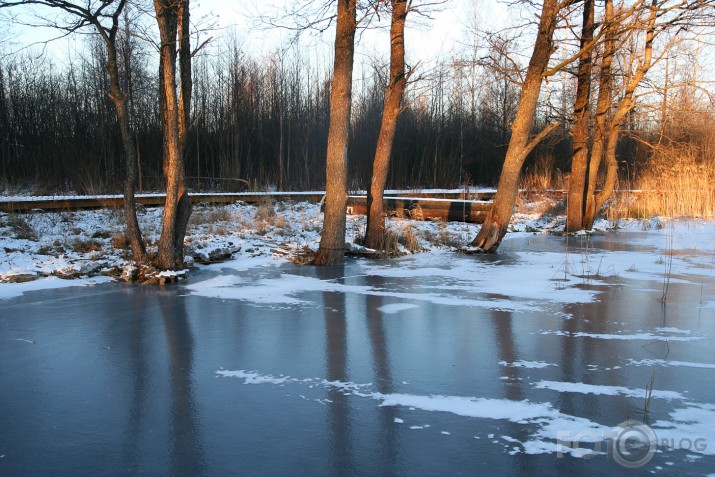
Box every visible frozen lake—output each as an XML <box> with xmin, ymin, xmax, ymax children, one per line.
<box><xmin>1</xmin><ymin>227</ymin><xmax>714</xmax><ymax>476</ymax></box>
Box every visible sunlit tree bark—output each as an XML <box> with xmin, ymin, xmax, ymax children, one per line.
<box><xmin>154</xmin><ymin>0</ymin><xmax>192</xmax><ymax>270</ymax></box>
<box><xmin>566</xmin><ymin>0</ymin><xmax>596</xmax><ymax>232</ymax></box>
<box><xmin>572</xmin><ymin>0</ymin><xmax>706</xmax><ymax>230</ymax></box>
<box><xmin>314</xmin><ymin>0</ymin><xmax>356</xmax><ymax>266</ymax></box>
<box><xmin>469</xmin><ymin>0</ymin><xmax>562</xmax><ymax>252</ymax></box>
<box><xmin>364</xmin><ymin>0</ymin><xmax>409</xmax><ymax>251</ymax></box>
<box><xmin>582</xmin><ymin>0</ymin><xmax>615</xmax><ymax>229</ymax></box>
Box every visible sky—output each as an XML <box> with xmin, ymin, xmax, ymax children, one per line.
<box><xmin>0</xmin><ymin>0</ymin><xmax>511</xmax><ymax>68</ymax></box>
<box><xmin>192</xmin><ymin>0</ymin><xmax>499</xmax><ymax>60</ymax></box>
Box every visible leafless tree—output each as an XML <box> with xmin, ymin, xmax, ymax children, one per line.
<box><xmin>469</xmin><ymin>0</ymin><xmax>564</xmax><ymax>252</ymax></box>
<box><xmin>567</xmin><ymin>0</ymin><xmax>715</xmax><ymax>231</ymax></box>
<box><xmin>566</xmin><ymin>0</ymin><xmax>596</xmax><ymax>232</ymax></box>
<box><xmin>0</xmin><ymin>0</ymin><xmax>147</xmax><ymax>260</ymax></box>
<box><xmin>364</xmin><ymin>0</ymin><xmax>409</xmax><ymax>250</ymax></box>
<box><xmin>363</xmin><ymin>0</ymin><xmax>449</xmax><ymax>251</ymax></box>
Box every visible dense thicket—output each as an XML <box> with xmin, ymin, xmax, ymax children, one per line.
<box><xmin>1</xmin><ymin>31</ymin><xmax>709</xmax><ymax>197</ymax></box>
<box><xmin>0</xmin><ymin>33</ymin><xmax>526</xmax><ymax>194</ymax></box>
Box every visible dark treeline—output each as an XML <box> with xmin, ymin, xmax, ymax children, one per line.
<box><xmin>0</xmin><ymin>31</ymin><xmax>527</xmax><ymax>194</ymax></box>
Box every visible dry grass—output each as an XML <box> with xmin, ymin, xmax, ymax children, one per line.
<box><xmin>519</xmin><ymin>126</ymin><xmax>715</xmax><ymax>220</ymax></box>
<box><xmin>71</xmin><ymin>238</ymin><xmax>103</xmax><ymax>253</ymax></box>
<box><xmin>112</xmin><ymin>234</ymin><xmax>131</xmax><ymax>250</ymax></box>
<box><xmin>254</xmin><ymin>197</ymin><xmax>276</xmax><ymax>221</ymax></box>
<box><xmin>250</xmin><ymin>197</ymin><xmax>289</xmax><ymax>235</ymax></box>
<box><xmin>189</xmin><ymin>206</ymin><xmax>235</xmax><ymax>228</ymax></box>
<box><xmin>516</xmin><ymin>191</ymin><xmax>566</xmax><ymax>216</ymax></box>
<box><xmin>398</xmin><ymin>225</ymin><xmax>423</xmax><ymax>253</ymax></box>
<box><xmin>288</xmin><ymin>245</ymin><xmax>316</xmax><ymax>265</ymax></box>
<box><xmin>353</xmin><ymin>224</ymin><xmax>422</xmax><ymax>258</ymax></box>
<box><xmin>208</xmin><ymin>207</ymin><xmax>234</xmax><ymax>223</ymax></box>
<box><xmin>5</xmin><ymin>214</ymin><xmax>37</xmax><ymax>240</ymax></box>
<box><xmin>380</xmin><ymin>230</ymin><xmax>402</xmax><ymax>256</ymax></box>
<box><xmin>352</xmin><ymin>229</ymin><xmax>401</xmax><ymax>258</ymax></box>
<box><xmin>629</xmin><ymin>143</ymin><xmax>715</xmax><ymax>218</ymax></box>
<box><xmin>520</xmin><ymin>153</ymin><xmax>567</xmax><ymax>191</ymax></box>
<box><xmin>518</xmin><ymin>153</ymin><xmax>568</xmax><ymax>216</ymax></box>
<box><xmin>421</xmin><ymin>220</ymin><xmax>464</xmax><ymax>248</ymax></box>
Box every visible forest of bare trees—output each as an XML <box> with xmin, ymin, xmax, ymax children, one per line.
<box><xmin>0</xmin><ymin>1</ymin><xmax>560</xmax><ymax>196</ymax></box>
<box><xmin>0</xmin><ymin>36</ymin><xmax>527</xmax><ymax>193</ymax></box>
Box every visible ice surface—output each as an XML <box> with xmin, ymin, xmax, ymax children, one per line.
<box><xmin>188</xmin><ymin>268</ymin><xmax>546</xmax><ymax>312</ymax></box>
<box><xmin>3</xmin><ymin>201</ymin><xmax>715</xmax><ymax>474</ymax></box>
<box><xmin>216</xmin><ymin>367</ymin><xmax>715</xmax><ymax>458</ymax></box>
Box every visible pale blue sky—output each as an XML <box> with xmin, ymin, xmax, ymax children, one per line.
<box><xmin>0</xmin><ymin>0</ymin><xmax>511</xmax><ymax>67</ymax></box>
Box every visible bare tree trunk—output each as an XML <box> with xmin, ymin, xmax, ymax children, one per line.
<box><xmin>582</xmin><ymin>0</ymin><xmax>615</xmax><ymax>229</ymax></box>
<box><xmin>155</xmin><ymin>0</ymin><xmax>191</xmax><ymax>270</ymax></box>
<box><xmin>98</xmin><ymin>1</ymin><xmax>146</xmax><ymax>262</ymax></box>
<box><xmin>174</xmin><ymin>0</ymin><xmax>193</xmax><ymax>256</ymax></box>
<box><xmin>592</xmin><ymin>0</ymin><xmax>658</xmax><ymax>223</ymax></box>
<box><xmin>109</xmin><ymin>75</ymin><xmax>146</xmax><ymax>262</ymax></box>
<box><xmin>313</xmin><ymin>0</ymin><xmax>357</xmax><ymax>266</ymax></box>
<box><xmin>469</xmin><ymin>0</ymin><xmax>561</xmax><ymax>252</ymax></box>
<box><xmin>566</xmin><ymin>0</ymin><xmax>595</xmax><ymax>232</ymax></box>
<box><xmin>364</xmin><ymin>0</ymin><xmax>408</xmax><ymax>251</ymax></box>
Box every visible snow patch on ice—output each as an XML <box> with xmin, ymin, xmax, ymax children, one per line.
<box><xmin>628</xmin><ymin>359</ymin><xmax>715</xmax><ymax>369</ymax></box>
<box><xmin>652</xmin><ymin>403</ymin><xmax>715</xmax><ymax>456</ymax></box>
<box><xmin>0</xmin><ymin>276</ymin><xmax>112</xmax><ymax>300</ymax></box>
<box><xmin>539</xmin><ymin>330</ymin><xmax>703</xmax><ymax>342</ymax></box>
<box><xmin>655</xmin><ymin>327</ymin><xmax>692</xmax><ymax>335</ymax></box>
<box><xmin>216</xmin><ymin>369</ymin><xmax>293</xmax><ymax>385</ymax></box>
<box><xmin>361</xmin><ymin>250</ymin><xmax>601</xmax><ymax>306</ymax></box>
<box><xmin>190</xmin><ymin>269</ymin><xmax>543</xmax><ymax>313</ymax></box>
<box><xmin>533</xmin><ymin>380</ymin><xmax>685</xmax><ymax>400</ymax></box>
<box><xmin>378</xmin><ymin>303</ymin><xmax>419</xmax><ymax>314</ymax></box>
<box><xmin>499</xmin><ymin>360</ymin><xmax>557</xmax><ymax>369</ymax></box>
<box><xmin>378</xmin><ymin>393</ymin><xmax>556</xmax><ymax>421</ymax></box>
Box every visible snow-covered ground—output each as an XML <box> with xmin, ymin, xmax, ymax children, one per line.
<box><xmin>1</xmin><ymin>197</ymin><xmax>713</xmax><ymax>290</ymax></box>
<box><xmin>0</xmin><ymin>196</ymin><xmax>503</xmax><ymax>286</ymax></box>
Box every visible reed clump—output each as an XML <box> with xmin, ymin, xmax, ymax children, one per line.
<box><xmin>519</xmin><ymin>153</ymin><xmax>567</xmax><ymax>192</ymax></box>
<box><xmin>630</xmin><ymin>141</ymin><xmax>715</xmax><ymax>219</ymax></box>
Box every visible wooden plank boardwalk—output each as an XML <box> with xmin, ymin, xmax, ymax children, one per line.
<box><xmin>0</xmin><ymin>190</ymin><xmax>497</xmax><ymax>223</ymax></box>
<box><xmin>347</xmin><ymin>196</ymin><xmax>491</xmax><ymax>223</ymax></box>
